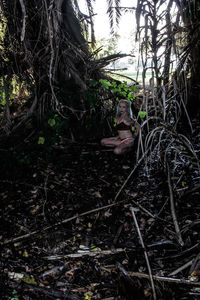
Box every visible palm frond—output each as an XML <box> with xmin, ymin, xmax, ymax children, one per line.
<box><xmin>106</xmin><ymin>0</ymin><xmax>114</xmax><ymax>34</ymax></box>
<box><xmin>115</xmin><ymin>0</ymin><xmax>121</xmax><ymax>28</ymax></box>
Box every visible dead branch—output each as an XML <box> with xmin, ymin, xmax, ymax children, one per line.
<box><xmin>1</xmin><ymin>200</ymin><xmax>126</xmax><ymax>246</ymax></box>
<box><xmin>127</xmin><ymin>191</ymin><xmax>171</xmax><ymax>224</ymax></box>
<box><xmin>128</xmin><ymin>271</ymin><xmax>200</xmax><ymax>286</ymax></box>
<box><xmin>115</xmin><ymin>151</ymin><xmax>147</xmax><ymax>201</ymax></box>
<box><xmin>130</xmin><ymin>207</ymin><xmax>157</xmax><ymax>300</ymax></box>
<box><xmin>167</xmin><ymin>163</ymin><xmax>184</xmax><ymax>246</ymax></box>
<box><xmin>43</xmin><ymin>248</ymin><xmax>126</xmax><ymax>260</ymax></box>
<box><xmin>168</xmin><ymin>259</ymin><xmax>193</xmax><ymax>276</ymax></box>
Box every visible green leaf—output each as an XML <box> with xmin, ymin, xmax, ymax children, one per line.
<box><xmin>181</xmin><ymin>181</ymin><xmax>186</xmax><ymax>187</ymax></box>
<box><xmin>38</xmin><ymin>137</ymin><xmax>45</xmax><ymax>145</ymax></box>
<box><xmin>21</xmin><ymin>275</ymin><xmax>37</xmax><ymax>285</ymax></box>
<box><xmin>113</xmin><ymin>117</ymin><xmax>117</xmax><ymax>127</ymax></box>
<box><xmin>139</xmin><ymin>111</ymin><xmax>146</xmax><ymax>120</ymax></box>
<box><xmin>12</xmin><ymin>290</ymin><xmax>18</xmax><ymax>295</ymax></box>
<box><xmin>127</xmin><ymin>93</ymin><xmax>134</xmax><ymax>100</ymax></box>
<box><xmin>89</xmin><ymin>79</ymin><xmax>97</xmax><ymax>87</ymax></box>
<box><xmin>111</xmin><ymin>88</ymin><xmax>118</xmax><ymax>93</ymax></box>
<box><xmin>48</xmin><ymin>118</ymin><xmax>56</xmax><ymax>127</ymax></box>
<box><xmin>99</xmin><ymin>79</ymin><xmax>112</xmax><ymax>89</ymax></box>
<box><xmin>84</xmin><ymin>293</ymin><xmax>91</xmax><ymax>300</ymax></box>
<box><xmin>131</xmin><ymin>126</ymin><xmax>135</xmax><ymax>132</ymax></box>
<box><xmin>111</xmin><ymin>81</ymin><xmax>117</xmax><ymax>87</ymax></box>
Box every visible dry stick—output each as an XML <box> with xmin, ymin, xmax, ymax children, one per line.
<box><xmin>115</xmin><ymin>151</ymin><xmax>147</xmax><ymax>201</ymax></box>
<box><xmin>189</xmin><ymin>253</ymin><xmax>200</xmax><ymax>275</ymax></box>
<box><xmin>43</xmin><ymin>248</ymin><xmax>126</xmax><ymax>260</ymax></box>
<box><xmin>43</xmin><ymin>174</ymin><xmax>49</xmax><ymax>222</ymax></box>
<box><xmin>1</xmin><ymin>200</ymin><xmax>126</xmax><ymax>246</ymax></box>
<box><xmin>113</xmin><ymin>224</ymin><xmax>123</xmax><ymax>245</ymax></box>
<box><xmin>128</xmin><ymin>271</ymin><xmax>200</xmax><ymax>286</ymax></box>
<box><xmin>157</xmin><ymin>242</ymin><xmax>200</xmax><ymax>260</ymax></box>
<box><xmin>130</xmin><ymin>207</ymin><xmax>157</xmax><ymax>300</ymax></box>
<box><xmin>127</xmin><ymin>193</ymin><xmax>155</xmax><ymax>218</ymax></box>
<box><xmin>167</xmin><ymin>163</ymin><xmax>184</xmax><ymax>246</ymax></box>
<box><xmin>127</xmin><ymin>192</ymin><xmax>171</xmax><ymax>225</ymax></box>
<box><xmin>168</xmin><ymin>259</ymin><xmax>193</xmax><ymax>276</ymax></box>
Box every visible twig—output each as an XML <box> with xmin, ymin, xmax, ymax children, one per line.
<box><xmin>189</xmin><ymin>253</ymin><xmax>200</xmax><ymax>275</ymax></box>
<box><xmin>1</xmin><ymin>200</ymin><xmax>126</xmax><ymax>245</ymax></box>
<box><xmin>130</xmin><ymin>207</ymin><xmax>157</xmax><ymax>300</ymax></box>
<box><xmin>179</xmin><ymin>184</ymin><xmax>200</xmax><ymax>198</ymax></box>
<box><xmin>128</xmin><ymin>271</ymin><xmax>200</xmax><ymax>286</ymax></box>
<box><xmin>167</xmin><ymin>163</ymin><xmax>184</xmax><ymax>246</ymax></box>
<box><xmin>115</xmin><ymin>151</ymin><xmax>147</xmax><ymax>201</ymax></box>
<box><xmin>127</xmin><ymin>193</ymin><xmax>155</xmax><ymax>218</ymax></box>
<box><xmin>168</xmin><ymin>259</ymin><xmax>193</xmax><ymax>276</ymax></box>
<box><xmin>157</xmin><ymin>242</ymin><xmax>200</xmax><ymax>260</ymax></box>
<box><xmin>113</xmin><ymin>225</ymin><xmax>123</xmax><ymax>245</ymax></box>
<box><xmin>43</xmin><ymin>248</ymin><xmax>126</xmax><ymax>260</ymax></box>
<box><xmin>127</xmin><ymin>192</ymin><xmax>171</xmax><ymax>224</ymax></box>
<box><xmin>43</xmin><ymin>174</ymin><xmax>49</xmax><ymax>222</ymax></box>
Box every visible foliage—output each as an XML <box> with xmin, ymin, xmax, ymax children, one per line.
<box><xmin>99</xmin><ymin>79</ymin><xmax>138</xmax><ymax>101</ymax></box>
<box><xmin>138</xmin><ymin>111</ymin><xmax>146</xmax><ymax>122</ymax></box>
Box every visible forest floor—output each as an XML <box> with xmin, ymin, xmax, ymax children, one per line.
<box><xmin>1</xmin><ymin>127</ymin><xmax>200</xmax><ymax>300</ymax></box>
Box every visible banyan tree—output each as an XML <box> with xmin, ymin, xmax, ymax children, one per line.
<box><xmin>0</xmin><ymin>0</ymin><xmax>200</xmax><ymax>149</ymax></box>
<box><xmin>0</xmin><ymin>0</ymin><xmax>123</xmax><ymax>138</ymax></box>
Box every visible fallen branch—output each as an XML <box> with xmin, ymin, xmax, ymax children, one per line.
<box><xmin>168</xmin><ymin>259</ymin><xmax>193</xmax><ymax>276</ymax></box>
<box><xmin>179</xmin><ymin>184</ymin><xmax>200</xmax><ymax>198</ymax></box>
<box><xmin>127</xmin><ymin>191</ymin><xmax>171</xmax><ymax>224</ymax></box>
<box><xmin>158</xmin><ymin>242</ymin><xmax>200</xmax><ymax>260</ymax></box>
<box><xmin>167</xmin><ymin>163</ymin><xmax>184</xmax><ymax>246</ymax></box>
<box><xmin>130</xmin><ymin>207</ymin><xmax>157</xmax><ymax>300</ymax></box>
<box><xmin>43</xmin><ymin>248</ymin><xmax>126</xmax><ymax>260</ymax></box>
<box><xmin>115</xmin><ymin>151</ymin><xmax>147</xmax><ymax>201</ymax></box>
<box><xmin>1</xmin><ymin>200</ymin><xmax>126</xmax><ymax>246</ymax></box>
<box><xmin>128</xmin><ymin>271</ymin><xmax>200</xmax><ymax>286</ymax></box>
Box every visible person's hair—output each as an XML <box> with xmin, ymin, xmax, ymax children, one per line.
<box><xmin>116</xmin><ymin>99</ymin><xmax>133</xmax><ymax>120</ymax></box>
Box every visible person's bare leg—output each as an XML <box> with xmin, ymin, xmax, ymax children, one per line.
<box><xmin>114</xmin><ymin>141</ymin><xmax>134</xmax><ymax>155</ymax></box>
<box><xmin>101</xmin><ymin>137</ymin><xmax>121</xmax><ymax>147</ymax></box>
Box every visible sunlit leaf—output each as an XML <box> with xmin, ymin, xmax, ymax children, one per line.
<box><xmin>21</xmin><ymin>275</ymin><xmax>37</xmax><ymax>285</ymax></box>
<box><xmin>38</xmin><ymin>137</ymin><xmax>45</xmax><ymax>145</ymax></box>
<box><xmin>88</xmin><ymin>222</ymin><xmax>92</xmax><ymax>228</ymax></box>
<box><xmin>139</xmin><ymin>111</ymin><xmax>146</xmax><ymax>120</ymax></box>
<box><xmin>84</xmin><ymin>293</ymin><xmax>91</xmax><ymax>300</ymax></box>
<box><xmin>90</xmin><ymin>245</ymin><xmax>98</xmax><ymax>252</ymax></box>
<box><xmin>48</xmin><ymin>118</ymin><xmax>56</xmax><ymax>127</ymax></box>
<box><xmin>23</xmin><ymin>250</ymin><xmax>29</xmax><ymax>257</ymax></box>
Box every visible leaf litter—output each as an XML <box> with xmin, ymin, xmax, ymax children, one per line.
<box><xmin>0</xmin><ymin>129</ymin><xmax>200</xmax><ymax>300</ymax></box>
